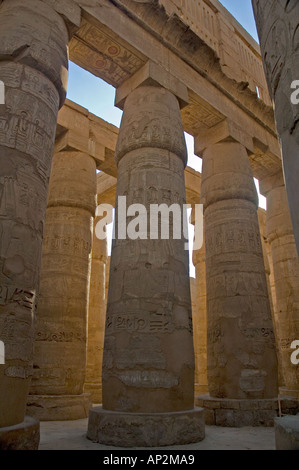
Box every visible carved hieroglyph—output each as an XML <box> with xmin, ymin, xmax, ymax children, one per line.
<box><xmin>87</xmin><ymin>85</ymin><xmax>205</xmax><ymax>447</ymax></box>
<box><xmin>252</xmin><ymin>0</ymin><xmax>299</xmax><ymax>254</ymax></box>
<box><xmin>201</xmin><ymin>141</ymin><xmax>278</xmax><ymax>399</ymax></box>
<box><xmin>263</xmin><ymin>172</ymin><xmax>299</xmax><ymax>397</ymax></box>
<box><xmin>192</xmin><ymin>230</ymin><xmax>208</xmax><ymax>396</ymax></box>
<box><xmin>0</xmin><ymin>0</ymin><xmax>69</xmax><ymax>430</ymax></box>
<box><xmin>84</xmin><ymin>221</ymin><xmax>108</xmax><ymax>404</ymax></box>
<box><xmin>102</xmin><ymin>85</ymin><xmax>194</xmax><ymax>412</ymax></box>
<box><xmin>28</xmin><ymin>151</ymin><xmax>95</xmax><ymax>420</ymax></box>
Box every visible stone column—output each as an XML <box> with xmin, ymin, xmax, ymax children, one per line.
<box><xmin>87</xmin><ymin>79</ymin><xmax>205</xmax><ymax>447</ymax></box>
<box><xmin>195</xmin><ymin>120</ymin><xmax>279</xmax><ymax>427</ymax></box>
<box><xmin>84</xmin><ymin>217</ymin><xmax>108</xmax><ymax>404</ymax></box>
<box><xmin>252</xmin><ymin>0</ymin><xmax>299</xmax><ymax>255</ymax></box>
<box><xmin>192</xmin><ymin>214</ymin><xmax>208</xmax><ymax>396</ymax></box>
<box><xmin>258</xmin><ymin>208</ymin><xmax>285</xmax><ymax>389</ymax></box>
<box><xmin>0</xmin><ymin>0</ymin><xmax>79</xmax><ymax>449</ymax></box>
<box><xmin>260</xmin><ymin>171</ymin><xmax>299</xmax><ymax>399</ymax></box>
<box><xmin>27</xmin><ymin>150</ymin><xmax>95</xmax><ymax>420</ymax></box>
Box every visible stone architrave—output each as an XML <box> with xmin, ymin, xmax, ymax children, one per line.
<box><xmin>84</xmin><ymin>219</ymin><xmax>108</xmax><ymax>404</ymax></box>
<box><xmin>195</xmin><ymin>125</ymin><xmax>279</xmax><ymax>427</ymax></box>
<box><xmin>261</xmin><ymin>171</ymin><xmax>299</xmax><ymax>398</ymax></box>
<box><xmin>252</xmin><ymin>0</ymin><xmax>299</xmax><ymax>255</ymax></box>
<box><xmin>0</xmin><ymin>0</ymin><xmax>78</xmax><ymax>449</ymax></box>
<box><xmin>87</xmin><ymin>84</ymin><xmax>205</xmax><ymax>447</ymax></box>
<box><xmin>27</xmin><ymin>151</ymin><xmax>95</xmax><ymax>420</ymax></box>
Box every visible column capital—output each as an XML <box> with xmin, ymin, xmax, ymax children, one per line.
<box><xmin>194</xmin><ymin>119</ymin><xmax>254</xmax><ymax>156</ymax></box>
<box><xmin>115</xmin><ymin>60</ymin><xmax>189</xmax><ymax>110</ymax></box>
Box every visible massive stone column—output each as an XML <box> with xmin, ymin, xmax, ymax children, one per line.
<box><xmin>87</xmin><ymin>80</ymin><xmax>205</xmax><ymax>447</ymax></box>
<box><xmin>0</xmin><ymin>0</ymin><xmax>79</xmax><ymax>449</ymax></box>
<box><xmin>27</xmin><ymin>150</ymin><xmax>95</xmax><ymax>420</ymax></box>
<box><xmin>252</xmin><ymin>0</ymin><xmax>299</xmax><ymax>255</ymax></box>
<box><xmin>260</xmin><ymin>171</ymin><xmax>299</xmax><ymax>399</ymax></box>
<box><xmin>84</xmin><ymin>217</ymin><xmax>108</xmax><ymax>404</ymax></box>
<box><xmin>258</xmin><ymin>207</ymin><xmax>284</xmax><ymax>389</ymax></box>
<box><xmin>195</xmin><ymin>121</ymin><xmax>280</xmax><ymax>427</ymax></box>
<box><xmin>192</xmin><ymin>216</ymin><xmax>208</xmax><ymax>396</ymax></box>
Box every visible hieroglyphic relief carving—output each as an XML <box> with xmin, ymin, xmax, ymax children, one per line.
<box><xmin>201</xmin><ymin>141</ymin><xmax>278</xmax><ymax>400</ymax></box>
<box><xmin>102</xmin><ymin>86</ymin><xmax>195</xmax><ymax>415</ymax></box>
<box><xmin>0</xmin><ymin>0</ymin><xmax>70</xmax><ymax>430</ymax></box>
<box><xmin>115</xmin><ymin>87</ymin><xmax>187</xmax><ymax>164</ymax></box>
<box><xmin>252</xmin><ymin>0</ymin><xmax>299</xmax><ymax>254</ymax></box>
<box><xmin>70</xmin><ymin>19</ymin><xmax>146</xmax><ymax>87</ymax></box>
<box><xmin>29</xmin><ymin>150</ymin><xmax>95</xmax><ymax>417</ymax></box>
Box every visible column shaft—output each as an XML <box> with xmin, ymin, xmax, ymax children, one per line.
<box><xmin>87</xmin><ymin>85</ymin><xmax>205</xmax><ymax>447</ymax></box>
<box><xmin>266</xmin><ymin>179</ymin><xmax>299</xmax><ymax>397</ymax></box>
<box><xmin>0</xmin><ymin>0</ymin><xmax>70</xmax><ymax>446</ymax></box>
<box><xmin>196</xmin><ymin>140</ymin><xmax>280</xmax><ymax>427</ymax></box>
<box><xmin>252</xmin><ymin>0</ymin><xmax>299</xmax><ymax>255</ymax></box>
<box><xmin>84</xmin><ymin>221</ymin><xmax>108</xmax><ymax>404</ymax></box>
<box><xmin>28</xmin><ymin>151</ymin><xmax>96</xmax><ymax>420</ymax></box>
<box><xmin>202</xmin><ymin>142</ymin><xmax>278</xmax><ymax>399</ymax></box>
<box><xmin>193</xmin><ymin>232</ymin><xmax>208</xmax><ymax>396</ymax></box>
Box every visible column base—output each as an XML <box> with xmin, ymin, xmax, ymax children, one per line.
<box><xmin>84</xmin><ymin>383</ymin><xmax>102</xmax><ymax>405</ymax></box>
<box><xmin>0</xmin><ymin>416</ymin><xmax>40</xmax><ymax>450</ymax></box>
<box><xmin>87</xmin><ymin>406</ymin><xmax>205</xmax><ymax>447</ymax></box>
<box><xmin>27</xmin><ymin>393</ymin><xmax>92</xmax><ymax>421</ymax></box>
<box><xmin>196</xmin><ymin>394</ymin><xmax>298</xmax><ymax>427</ymax></box>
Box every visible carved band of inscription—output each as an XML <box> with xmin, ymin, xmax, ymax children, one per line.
<box><xmin>115</xmin><ymin>87</ymin><xmax>187</xmax><ymax>165</ymax></box>
<box><xmin>105</xmin><ymin>313</ymin><xmax>174</xmax><ymax>334</ymax></box>
<box><xmin>35</xmin><ymin>330</ymin><xmax>86</xmax><ymax>342</ymax></box>
<box><xmin>104</xmin><ymin>370</ymin><xmax>179</xmax><ymax>389</ymax></box>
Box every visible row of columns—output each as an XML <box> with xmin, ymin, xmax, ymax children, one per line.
<box><xmin>0</xmin><ymin>0</ymin><xmax>298</xmax><ymax>449</ymax></box>
<box><xmin>26</xmin><ymin>114</ymin><xmax>298</xmax><ymax>434</ymax></box>
<box><xmin>0</xmin><ymin>0</ymin><xmax>80</xmax><ymax>449</ymax></box>
<box><xmin>28</xmin><ymin>150</ymin><xmax>97</xmax><ymax>420</ymax></box>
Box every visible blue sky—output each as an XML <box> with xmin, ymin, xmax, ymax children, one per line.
<box><xmin>218</xmin><ymin>0</ymin><xmax>258</xmax><ymax>42</ymax></box>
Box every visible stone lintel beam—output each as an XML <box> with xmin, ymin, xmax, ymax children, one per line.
<box><xmin>55</xmin><ymin>129</ymin><xmax>106</xmax><ymax>167</ymax></box>
<box><xmin>259</xmin><ymin>169</ymin><xmax>284</xmax><ymax>198</ymax></box>
<box><xmin>115</xmin><ymin>60</ymin><xmax>189</xmax><ymax>110</ymax></box>
<box><xmin>194</xmin><ymin>119</ymin><xmax>254</xmax><ymax>156</ymax></box>
<box><xmin>42</xmin><ymin>0</ymin><xmax>81</xmax><ymax>36</ymax></box>
<box><xmin>56</xmin><ymin>100</ymin><xmax>119</xmax><ymax>172</ymax></box>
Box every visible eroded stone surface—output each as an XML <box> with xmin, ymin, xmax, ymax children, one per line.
<box><xmin>0</xmin><ymin>416</ymin><xmax>40</xmax><ymax>450</ymax></box>
<box><xmin>261</xmin><ymin>171</ymin><xmax>299</xmax><ymax>397</ymax></box>
<box><xmin>27</xmin><ymin>394</ymin><xmax>91</xmax><ymax>421</ymax></box>
<box><xmin>0</xmin><ymin>0</ymin><xmax>69</xmax><ymax>431</ymax></box>
<box><xmin>252</xmin><ymin>0</ymin><xmax>299</xmax><ymax>254</ymax></box>
<box><xmin>275</xmin><ymin>414</ymin><xmax>299</xmax><ymax>450</ymax></box>
<box><xmin>201</xmin><ymin>141</ymin><xmax>278</xmax><ymax>400</ymax></box>
<box><xmin>87</xmin><ymin>406</ymin><xmax>205</xmax><ymax>447</ymax></box>
<box><xmin>197</xmin><ymin>395</ymin><xmax>299</xmax><ymax>427</ymax></box>
<box><xmin>102</xmin><ymin>86</ymin><xmax>194</xmax><ymax>416</ymax></box>
<box><xmin>84</xmin><ymin>222</ymin><xmax>108</xmax><ymax>404</ymax></box>
<box><xmin>28</xmin><ymin>151</ymin><xmax>96</xmax><ymax>420</ymax></box>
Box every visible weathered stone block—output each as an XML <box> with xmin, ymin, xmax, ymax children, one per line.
<box><xmin>0</xmin><ymin>416</ymin><xmax>40</xmax><ymax>450</ymax></box>
<box><xmin>275</xmin><ymin>415</ymin><xmax>299</xmax><ymax>450</ymax></box>
<box><xmin>87</xmin><ymin>406</ymin><xmax>205</xmax><ymax>447</ymax></box>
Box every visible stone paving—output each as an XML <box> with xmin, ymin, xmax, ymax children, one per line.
<box><xmin>39</xmin><ymin>419</ymin><xmax>275</xmax><ymax>451</ymax></box>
